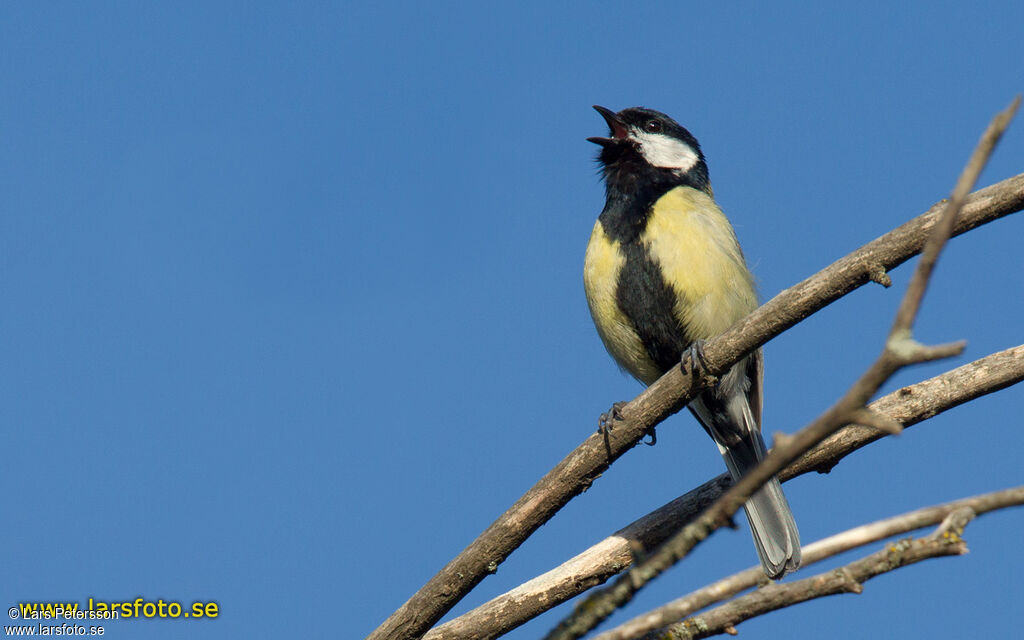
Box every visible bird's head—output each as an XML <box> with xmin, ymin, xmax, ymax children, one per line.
<box><xmin>588</xmin><ymin>105</ymin><xmax>710</xmax><ymax>194</ymax></box>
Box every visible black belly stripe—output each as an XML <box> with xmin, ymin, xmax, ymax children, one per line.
<box><xmin>616</xmin><ymin>240</ymin><xmax>694</xmax><ymax>374</ymax></box>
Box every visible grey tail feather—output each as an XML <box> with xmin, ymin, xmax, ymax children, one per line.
<box><xmin>721</xmin><ymin>430</ymin><xmax>801</xmax><ymax>579</ymax></box>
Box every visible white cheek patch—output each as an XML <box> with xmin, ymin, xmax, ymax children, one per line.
<box><xmin>632</xmin><ymin>129</ymin><xmax>699</xmax><ymax>171</ymax></box>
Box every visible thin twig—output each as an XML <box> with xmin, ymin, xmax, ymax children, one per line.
<box><xmin>542</xmin><ymin>99</ymin><xmax>1018</xmax><ymax>640</ymax></box>
<box><xmin>598</xmin><ymin>487</ymin><xmax>1024</xmax><ymax>640</ymax></box>
<box><xmin>423</xmin><ymin>345</ymin><xmax>1024</xmax><ymax>640</ymax></box>
<box><xmin>890</xmin><ymin>97</ymin><xmax>1021</xmax><ymax>336</ymax></box>
<box><xmin>641</xmin><ymin>509</ymin><xmax>982</xmax><ymax>640</ymax></box>
<box><xmin>368</xmin><ymin>118</ymin><xmax>1024</xmax><ymax>640</ymax></box>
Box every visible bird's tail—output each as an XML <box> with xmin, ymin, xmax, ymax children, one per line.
<box><xmin>719</xmin><ymin>430</ymin><xmax>801</xmax><ymax>578</ymax></box>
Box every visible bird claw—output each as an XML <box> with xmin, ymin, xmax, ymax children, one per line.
<box><xmin>680</xmin><ymin>339</ymin><xmax>709</xmax><ymax>377</ymax></box>
<box><xmin>680</xmin><ymin>339</ymin><xmax>719</xmax><ymax>388</ymax></box>
<box><xmin>642</xmin><ymin>426</ymin><xmax>657</xmax><ymax>446</ymax></box>
<box><xmin>598</xmin><ymin>401</ymin><xmax>626</xmax><ymax>436</ymax></box>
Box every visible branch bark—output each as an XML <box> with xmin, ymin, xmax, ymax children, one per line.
<box><xmin>599</xmin><ymin>487</ymin><xmax>1024</xmax><ymax>640</ymax></box>
<box><xmin>367</xmin><ymin>108</ymin><xmax>1024</xmax><ymax>640</ymax></box>
<box><xmin>424</xmin><ymin>345</ymin><xmax>1024</xmax><ymax>640</ymax></box>
<box><xmin>541</xmin><ymin>99</ymin><xmax>1018</xmax><ymax>640</ymax></box>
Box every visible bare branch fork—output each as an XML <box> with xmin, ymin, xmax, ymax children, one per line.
<box><xmin>367</xmin><ymin>101</ymin><xmax>1024</xmax><ymax>640</ymax></box>
<box><xmin>599</xmin><ymin>487</ymin><xmax>1024</xmax><ymax>640</ymax></box>
<box><xmin>542</xmin><ymin>98</ymin><xmax>1020</xmax><ymax>640</ymax></box>
<box><xmin>424</xmin><ymin>345</ymin><xmax>1024</xmax><ymax>640</ymax></box>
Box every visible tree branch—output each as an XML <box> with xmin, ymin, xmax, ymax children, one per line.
<box><xmin>599</xmin><ymin>487</ymin><xmax>1024</xmax><ymax>640</ymax></box>
<box><xmin>423</xmin><ymin>345</ymin><xmax>1024</xmax><ymax>640</ymax></box>
<box><xmin>367</xmin><ymin>109</ymin><xmax>1024</xmax><ymax>640</ymax></box>
<box><xmin>638</xmin><ymin>507</ymin><xmax>987</xmax><ymax>640</ymax></box>
<box><xmin>541</xmin><ymin>98</ymin><xmax>1018</xmax><ymax>640</ymax></box>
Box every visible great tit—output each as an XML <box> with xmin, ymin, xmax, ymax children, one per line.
<box><xmin>583</xmin><ymin>105</ymin><xmax>800</xmax><ymax>578</ymax></box>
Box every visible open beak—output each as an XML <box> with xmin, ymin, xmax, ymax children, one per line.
<box><xmin>587</xmin><ymin>105</ymin><xmax>628</xmax><ymax>146</ymax></box>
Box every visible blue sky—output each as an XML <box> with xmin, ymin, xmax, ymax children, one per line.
<box><xmin>3</xmin><ymin>3</ymin><xmax>1023</xmax><ymax>639</ymax></box>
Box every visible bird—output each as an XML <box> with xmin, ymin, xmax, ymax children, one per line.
<box><xmin>582</xmin><ymin>105</ymin><xmax>800</xmax><ymax>578</ymax></box>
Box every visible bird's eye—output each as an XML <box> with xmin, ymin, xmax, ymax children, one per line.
<box><xmin>644</xmin><ymin>120</ymin><xmax>662</xmax><ymax>133</ymax></box>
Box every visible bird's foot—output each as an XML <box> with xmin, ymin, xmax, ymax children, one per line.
<box><xmin>680</xmin><ymin>339</ymin><xmax>717</xmax><ymax>386</ymax></box>
<box><xmin>598</xmin><ymin>401</ymin><xmax>626</xmax><ymax>436</ymax></box>
<box><xmin>680</xmin><ymin>339</ymin><xmax>709</xmax><ymax>376</ymax></box>
<box><xmin>642</xmin><ymin>425</ymin><xmax>657</xmax><ymax>446</ymax></box>
<box><xmin>599</xmin><ymin>402</ymin><xmax>656</xmax><ymax>446</ymax></box>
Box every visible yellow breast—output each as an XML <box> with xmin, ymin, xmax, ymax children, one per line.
<box><xmin>584</xmin><ymin>186</ymin><xmax>757</xmax><ymax>385</ymax></box>
<box><xmin>642</xmin><ymin>187</ymin><xmax>757</xmax><ymax>339</ymax></box>
<box><xmin>583</xmin><ymin>221</ymin><xmax>662</xmax><ymax>384</ymax></box>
